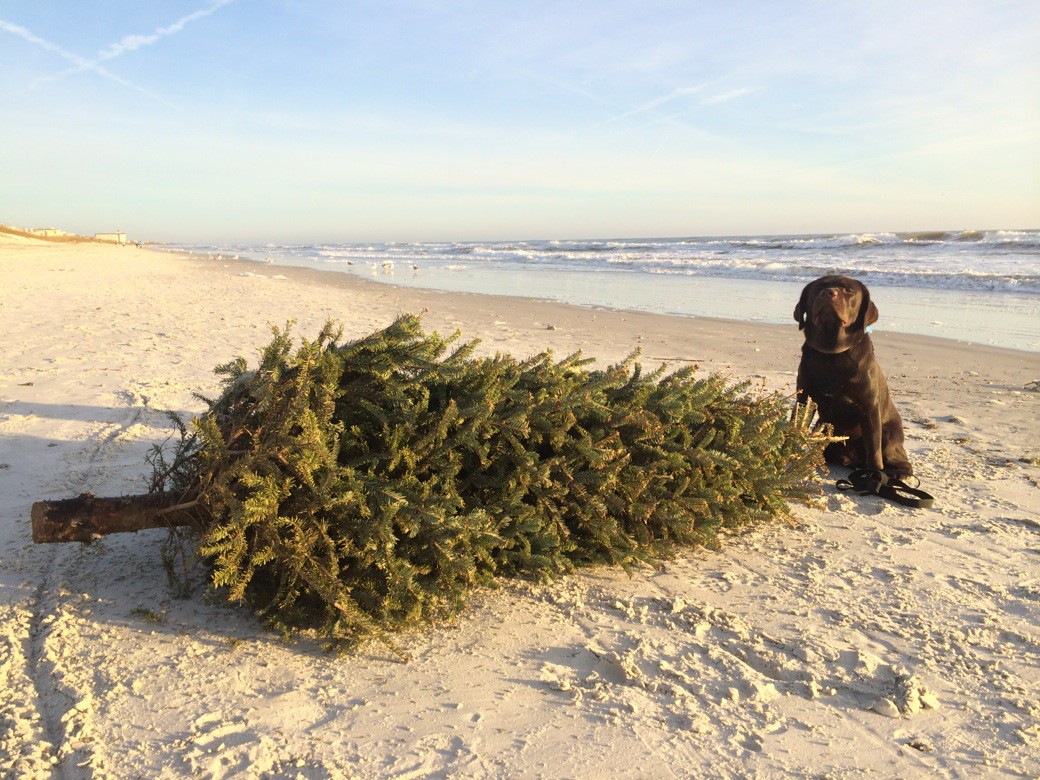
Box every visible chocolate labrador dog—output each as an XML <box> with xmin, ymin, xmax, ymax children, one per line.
<box><xmin>794</xmin><ymin>275</ymin><xmax>912</xmax><ymax>477</ymax></box>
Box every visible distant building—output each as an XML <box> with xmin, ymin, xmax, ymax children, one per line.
<box><xmin>31</xmin><ymin>228</ymin><xmax>67</xmax><ymax>237</ymax></box>
<box><xmin>94</xmin><ymin>231</ymin><xmax>127</xmax><ymax>244</ymax></box>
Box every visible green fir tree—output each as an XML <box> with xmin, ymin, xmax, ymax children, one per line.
<box><xmin>155</xmin><ymin>315</ymin><xmax>829</xmax><ymax>656</ymax></box>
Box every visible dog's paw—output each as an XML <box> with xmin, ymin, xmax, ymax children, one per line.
<box><xmin>883</xmin><ymin>462</ymin><xmax>913</xmax><ymax>479</ymax></box>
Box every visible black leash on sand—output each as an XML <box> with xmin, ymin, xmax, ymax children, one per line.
<box><xmin>792</xmin><ymin>402</ymin><xmax>936</xmax><ymax>509</ymax></box>
<box><xmin>836</xmin><ymin>469</ymin><xmax>936</xmax><ymax>509</ymax></box>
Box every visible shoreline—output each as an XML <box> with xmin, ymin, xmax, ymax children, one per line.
<box><xmin>153</xmin><ymin>233</ymin><xmax>1040</xmax><ymax>353</ymax></box>
<box><xmin>2</xmin><ymin>237</ymin><xmax>1039</xmax><ymax>777</ymax></box>
<box><xmin>160</xmin><ymin>245</ymin><xmax>1040</xmax><ymax>360</ymax></box>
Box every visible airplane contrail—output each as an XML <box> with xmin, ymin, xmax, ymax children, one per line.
<box><xmin>1</xmin><ymin>1</ymin><xmax>235</xmax><ymax>103</ymax></box>
<box><xmin>0</xmin><ymin>18</ymin><xmax>170</xmax><ymax>103</ymax></box>
<box><xmin>97</xmin><ymin>0</ymin><xmax>236</xmax><ymax>60</ymax></box>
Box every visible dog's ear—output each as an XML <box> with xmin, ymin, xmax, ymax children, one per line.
<box><xmin>864</xmin><ymin>300</ymin><xmax>879</xmax><ymax>327</ymax></box>
<box><xmin>793</xmin><ymin>283</ymin><xmax>813</xmax><ymax>330</ymax></box>
<box><xmin>854</xmin><ymin>285</ymin><xmax>879</xmax><ymax>330</ymax></box>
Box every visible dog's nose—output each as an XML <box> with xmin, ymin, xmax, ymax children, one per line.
<box><xmin>823</xmin><ymin>287</ymin><xmax>840</xmax><ymax>298</ymax></box>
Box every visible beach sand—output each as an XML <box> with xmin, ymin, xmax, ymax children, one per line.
<box><xmin>1</xmin><ymin>237</ymin><xmax>1038</xmax><ymax>778</ymax></box>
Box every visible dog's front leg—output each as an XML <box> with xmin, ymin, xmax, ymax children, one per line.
<box><xmin>862</xmin><ymin>405</ymin><xmax>885</xmax><ymax>471</ymax></box>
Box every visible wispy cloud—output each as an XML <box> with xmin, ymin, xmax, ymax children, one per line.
<box><xmin>1</xmin><ymin>0</ymin><xmax>234</xmax><ymax>103</ymax></box>
<box><xmin>701</xmin><ymin>87</ymin><xmax>756</xmax><ymax>105</ymax></box>
<box><xmin>607</xmin><ymin>84</ymin><xmax>758</xmax><ymax>128</ymax></box>
<box><xmin>614</xmin><ymin>85</ymin><xmax>705</xmax><ymax>122</ymax></box>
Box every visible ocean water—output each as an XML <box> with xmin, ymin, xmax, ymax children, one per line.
<box><xmin>170</xmin><ymin>230</ymin><xmax>1040</xmax><ymax>352</ymax></box>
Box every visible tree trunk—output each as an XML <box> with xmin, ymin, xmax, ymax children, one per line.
<box><xmin>31</xmin><ymin>492</ymin><xmax>198</xmax><ymax>544</ymax></box>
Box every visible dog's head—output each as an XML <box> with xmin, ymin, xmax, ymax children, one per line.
<box><xmin>793</xmin><ymin>275</ymin><xmax>878</xmax><ymax>353</ymax></box>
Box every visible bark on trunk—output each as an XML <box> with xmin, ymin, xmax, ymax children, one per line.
<box><xmin>31</xmin><ymin>492</ymin><xmax>197</xmax><ymax>543</ymax></box>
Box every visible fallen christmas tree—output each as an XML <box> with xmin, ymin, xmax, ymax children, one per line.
<box><xmin>33</xmin><ymin>315</ymin><xmax>829</xmax><ymax>656</ymax></box>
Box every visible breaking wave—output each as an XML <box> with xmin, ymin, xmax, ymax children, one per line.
<box><xmin>168</xmin><ymin>229</ymin><xmax>1040</xmax><ymax>296</ymax></box>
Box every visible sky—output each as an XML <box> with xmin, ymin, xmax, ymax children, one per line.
<box><xmin>1</xmin><ymin>1</ymin><xmax>1038</xmax><ymax>243</ymax></box>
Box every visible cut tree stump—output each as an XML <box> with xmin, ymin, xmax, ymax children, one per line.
<box><xmin>31</xmin><ymin>492</ymin><xmax>197</xmax><ymax>543</ymax></box>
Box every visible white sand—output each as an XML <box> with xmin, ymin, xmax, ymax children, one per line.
<box><xmin>1</xmin><ymin>237</ymin><xmax>1038</xmax><ymax>778</ymax></box>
